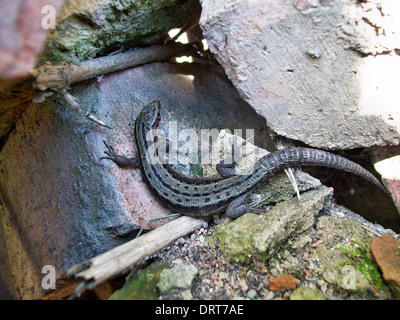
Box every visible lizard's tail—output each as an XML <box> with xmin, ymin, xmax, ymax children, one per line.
<box><xmin>261</xmin><ymin>147</ymin><xmax>390</xmax><ymax>197</ymax></box>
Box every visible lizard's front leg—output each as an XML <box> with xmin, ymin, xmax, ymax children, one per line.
<box><xmin>216</xmin><ymin>132</ymin><xmax>256</xmax><ymax>178</ymax></box>
<box><xmin>216</xmin><ymin>134</ymin><xmax>243</xmax><ymax>178</ymax></box>
<box><xmin>101</xmin><ymin>140</ymin><xmax>140</xmax><ymax>167</ymax></box>
<box><xmin>225</xmin><ymin>192</ymin><xmax>274</xmax><ymax>219</ymax></box>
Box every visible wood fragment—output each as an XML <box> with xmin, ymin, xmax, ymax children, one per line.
<box><xmin>33</xmin><ymin>43</ymin><xmax>201</xmax><ymax>92</ymax></box>
<box><xmin>41</xmin><ymin>279</ymin><xmax>79</xmax><ymax>300</ymax></box>
<box><xmin>67</xmin><ymin>215</ymin><xmax>210</xmax><ymax>297</ymax></box>
<box><xmin>31</xmin><ymin>43</ymin><xmax>202</xmax><ymax>129</ymax></box>
<box><xmin>274</xmin><ymin>136</ymin><xmax>301</xmax><ymax>200</ymax></box>
<box><xmin>60</xmin><ymin>90</ymin><xmax>112</xmax><ymax>129</ymax></box>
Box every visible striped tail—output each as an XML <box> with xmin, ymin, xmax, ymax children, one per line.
<box><xmin>260</xmin><ymin>147</ymin><xmax>390</xmax><ymax>196</ymax></box>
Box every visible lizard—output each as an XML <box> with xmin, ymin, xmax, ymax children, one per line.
<box><xmin>102</xmin><ymin>100</ymin><xmax>390</xmax><ymax>219</ymax></box>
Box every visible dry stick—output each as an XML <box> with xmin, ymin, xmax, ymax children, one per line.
<box><xmin>274</xmin><ymin>136</ymin><xmax>301</xmax><ymax>200</ymax></box>
<box><xmin>32</xmin><ymin>43</ymin><xmax>200</xmax><ymax>128</ymax></box>
<box><xmin>67</xmin><ymin>215</ymin><xmax>210</xmax><ymax>298</ymax></box>
<box><xmin>33</xmin><ymin>43</ymin><xmax>199</xmax><ymax>91</ymax></box>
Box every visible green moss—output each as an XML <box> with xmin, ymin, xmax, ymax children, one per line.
<box><xmin>286</xmin><ymin>265</ymin><xmax>302</xmax><ymax>279</ymax></box>
<box><xmin>39</xmin><ymin>0</ymin><xmax>201</xmax><ymax>64</ymax></box>
<box><xmin>335</xmin><ymin>237</ymin><xmax>383</xmax><ymax>289</ymax></box>
<box><xmin>214</xmin><ymin>187</ymin><xmax>332</xmax><ymax>263</ymax></box>
<box><xmin>109</xmin><ymin>262</ymin><xmax>170</xmax><ymax>300</ymax></box>
<box><xmin>213</xmin><ymin>215</ymin><xmax>259</xmax><ymax>263</ymax></box>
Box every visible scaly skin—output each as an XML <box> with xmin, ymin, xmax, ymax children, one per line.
<box><xmin>103</xmin><ymin>100</ymin><xmax>389</xmax><ymax>218</ymax></box>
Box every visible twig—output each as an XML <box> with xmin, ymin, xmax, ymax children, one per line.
<box><xmin>31</xmin><ymin>43</ymin><xmax>201</xmax><ymax>128</ymax></box>
<box><xmin>32</xmin><ymin>43</ymin><xmax>200</xmax><ymax>92</ymax></box>
<box><xmin>135</xmin><ymin>213</ymin><xmax>181</xmax><ymax>238</ymax></box>
<box><xmin>60</xmin><ymin>90</ymin><xmax>112</xmax><ymax>129</ymax></box>
<box><xmin>67</xmin><ymin>215</ymin><xmax>210</xmax><ymax>298</ymax></box>
<box><xmin>274</xmin><ymin>136</ymin><xmax>301</xmax><ymax>200</ymax></box>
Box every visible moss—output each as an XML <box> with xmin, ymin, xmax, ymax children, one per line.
<box><xmin>109</xmin><ymin>262</ymin><xmax>170</xmax><ymax>300</ymax></box>
<box><xmin>158</xmin><ymin>263</ymin><xmax>198</xmax><ymax>294</ymax></box>
<box><xmin>335</xmin><ymin>237</ymin><xmax>383</xmax><ymax>289</ymax></box>
<box><xmin>213</xmin><ymin>214</ymin><xmax>259</xmax><ymax>263</ymax></box>
<box><xmin>290</xmin><ymin>287</ymin><xmax>326</xmax><ymax>300</ymax></box>
<box><xmin>213</xmin><ymin>187</ymin><xmax>332</xmax><ymax>263</ymax></box>
<box><xmin>39</xmin><ymin>0</ymin><xmax>201</xmax><ymax>64</ymax></box>
<box><xmin>286</xmin><ymin>265</ymin><xmax>302</xmax><ymax>279</ymax></box>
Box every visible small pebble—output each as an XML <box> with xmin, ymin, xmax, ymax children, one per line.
<box><xmin>247</xmin><ymin>289</ymin><xmax>257</xmax><ymax>300</ymax></box>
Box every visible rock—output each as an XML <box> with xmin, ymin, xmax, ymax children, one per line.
<box><xmin>314</xmin><ymin>216</ymin><xmax>374</xmax><ymax>271</ymax></box>
<box><xmin>290</xmin><ymin>287</ymin><xmax>325</xmax><ymax>300</ymax></box>
<box><xmin>269</xmin><ymin>274</ymin><xmax>297</xmax><ymax>291</ymax></box>
<box><xmin>0</xmin><ymin>62</ymin><xmax>268</xmax><ymax>299</ymax></box>
<box><xmin>199</xmin><ymin>0</ymin><xmax>400</xmax><ymax>149</ymax></box>
<box><xmin>203</xmin><ymin>129</ymin><xmax>322</xmax><ymax>204</ymax></box>
<box><xmin>109</xmin><ymin>263</ymin><xmax>168</xmax><ymax>300</ymax></box>
<box><xmin>238</xmin><ymin>279</ymin><xmax>248</xmax><ymax>292</ymax></box>
<box><xmin>291</xmin><ymin>236</ymin><xmax>313</xmax><ymax>250</ymax></box>
<box><xmin>370</xmin><ymin>146</ymin><xmax>400</xmax><ymax>216</ymax></box>
<box><xmin>259</xmin><ymin>170</ymin><xmax>321</xmax><ymax>204</ymax></box>
<box><xmin>151</xmin><ymin>196</ymin><xmax>399</xmax><ymax>300</ymax></box>
<box><xmin>180</xmin><ymin>289</ymin><xmax>194</xmax><ymax>300</ymax></box>
<box><xmin>370</xmin><ymin>234</ymin><xmax>400</xmax><ymax>297</ymax></box>
<box><xmin>246</xmin><ymin>288</ymin><xmax>257</xmax><ymax>299</ymax></box>
<box><xmin>0</xmin><ymin>217</ymin><xmax>15</xmax><ymax>300</ymax></box>
<box><xmin>314</xmin><ymin>214</ymin><xmax>373</xmax><ymax>268</ymax></box>
<box><xmin>322</xmin><ymin>266</ymin><xmax>370</xmax><ymax>292</ymax></box>
<box><xmin>0</xmin><ymin>0</ymin><xmax>63</xmax><ymax>83</ymax></box>
<box><xmin>313</xmin><ymin>211</ymin><xmax>397</xmax><ymax>293</ymax></box>
<box><xmin>41</xmin><ymin>0</ymin><xmax>201</xmax><ymax>63</ymax></box>
<box><xmin>213</xmin><ymin>186</ymin><xmax>333</xmax><ymax>263</ymax></box>
<box><xmin>157</xmin><ymin>263</ymin><xmax>198</xmax><ymax>293</ymax></box>
<box><xmin>0</xmin><ymin>0</ymin><xmax>202</xmax><ymax>137</ymax></box>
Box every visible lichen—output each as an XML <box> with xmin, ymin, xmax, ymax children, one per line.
<box><xmin>39</xmin><ymin>0</ymin><xmax>201</xmax><ymax>64</ymax></box>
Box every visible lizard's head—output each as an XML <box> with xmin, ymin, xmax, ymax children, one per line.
<box><xmin>136</xmin><ymin>100</ymin><xmax>162</xmax><ymax>129</ymax></box>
